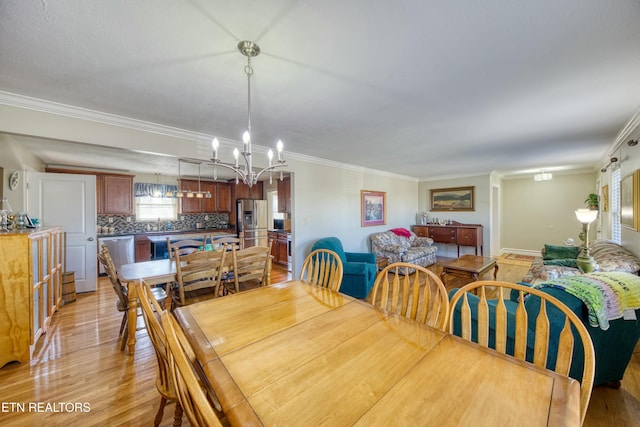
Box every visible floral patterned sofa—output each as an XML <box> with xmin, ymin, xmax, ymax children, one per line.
<box><xmin>370</xmin><ymin>228</ymin><xmax>437</xmax><ymax>274</ymax></box>
<box><xmin>522</xmin><ymin>240</ymin><xmax>640</xmax><ymax>283</ymax></box>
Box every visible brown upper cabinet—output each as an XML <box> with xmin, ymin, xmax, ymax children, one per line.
<box><xmin>179</xmin><ymin>179</ymin><xmax>231</xmax><ymax>214</ymax></box>
<box><xmin>232</xmin><ymin>180</ymin><xmax>263</xmax><ymax>200</ymax></box>
<box><xmin>277</xmin><ymin>175</ymin><xmax>291</xmax><ymax>213</ymax></box>
<box><xmin>102</xmin><ymin>174</ymin><xmax>134</xmax><ymax>214</ymax></box>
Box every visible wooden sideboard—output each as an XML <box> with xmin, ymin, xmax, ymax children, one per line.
<box><xmin>412</xmin><ymin>222</ymin><xmax>483</xmax><ymax>257</ymax></box>
<box><xmin>0</xmin><ymin>227</ymin><xmax>63</xmax><ymax>367</ymax></box>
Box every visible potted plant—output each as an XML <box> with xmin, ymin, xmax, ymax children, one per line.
<box><xmin>585</xmin><ymin>193</ymin><xmax>599</xmax><ymax>210</ymax></box>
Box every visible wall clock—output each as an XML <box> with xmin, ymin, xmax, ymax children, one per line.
<box><xmin>9</xmin><ymin>171</ymin><xmax>20</xmax><ymax>190</ymax></box>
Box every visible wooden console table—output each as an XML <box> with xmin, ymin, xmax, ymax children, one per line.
<box><xmin>413</xmin><ymin>222</ymin><xmax>483</xmax><ymax>257</ymax></box>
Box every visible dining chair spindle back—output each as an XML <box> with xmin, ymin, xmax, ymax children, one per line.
<box><xmin>449</xmin><ymin>280</ymin><xmax>596</xmax><ymax>424</ymax></box>
<box><xmin>137</xmin><ymin>281</ymin><xmax>184</xmax><ymax>426</ymax></box>
<box><xmin>161</xmin><ymin>311</ymin><xmax>224</xmax><ymax>427</ymax></box>
<box><xmin>299</xmin><ymin>249</ymin><xmax>344</xmax><ymax>292</ymax></box>
<box><xmin>369</xmin><ymin>262</ymin><xmax>449</xmax><ymax>330</ymax></box>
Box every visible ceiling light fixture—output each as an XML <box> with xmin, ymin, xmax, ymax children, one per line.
<box><xmin>210</xmin><ymin>41</ymin><xmax>287</xmax><ymax>187</ymax></box>
<box><xmin>173</xmin><ymin>159</ymin><xmax>211</xmax><ymax>198</ymax></box>
<box><xmin>533</xmin><ymin>169</ymin><xmax>552</xmax><ymax>181</ymax></box>
<box><xmin>600</xmin><ymin>157</ymin><xmax>618</xmax><ymax>173</ymax></box>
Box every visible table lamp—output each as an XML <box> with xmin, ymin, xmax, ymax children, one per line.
<box><xmin>575</xmin><ymin>208</ymin><xmax>598</xmax><ymax>273</ymax></box>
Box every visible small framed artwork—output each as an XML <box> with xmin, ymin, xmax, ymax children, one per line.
<box><xmin>361</xmin><ymin>190</ymin><xmax>386</xmax><ymax>227</ymax></box>
<box><xmin>430</xmin><ymin>186</ymin><xmax>475</xmax><ymax>211</ymax></box>
<box><xmin>601</xmin><ymin>184</ymin><xmax>609</xmax><ymax>212</ymax></box>
<box><xmin>620</xmin><ymin>170</ymin><xmax>640</xmax><ymax>230</ymax></box>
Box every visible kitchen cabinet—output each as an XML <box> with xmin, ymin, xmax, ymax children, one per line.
<box><xmin>233</xmin><ymin>180</ymin><xmax>263</xmax><ymax>200</ymax></box>
<box><xmin>202</xmin><ymin>181</ymin><xmax>231</xmax><ymax>213</ymax></box>
<box><xmin>268</xmin><ymin>231</ymin><xmax>289</xmax><ymax>267</ymax></box>
<box><xmin>277</xmin><ymin>175</ymin><xmax>291</xmax><ymax>213</ymax></box>
<box><xmin>0</xmin><ymin>227</ymin><xmax>62</xmax><ymax>367</ymax></box>
<box><xmin>135</xmin><ymin>235</ymin><xmax>151</xmax><ymax>262</ymax></box>
<box><xmin>412</xmin><ymin>222</ymin><xmax>483</xmax><ymax>257</ymax></box>
<box><xmin>179</xmin><ymin>179</ymin><xmax>202</xmax><ymax>214</ymax></box>
<box><xmin>181</xmin><ymin>180</ymin><xmax>231</xmax><ymax>213</ymax></box>
<box><xmin>102</xmin><ymin>174</ymin><xmax>134</xmax><ymax>214</ymax></box>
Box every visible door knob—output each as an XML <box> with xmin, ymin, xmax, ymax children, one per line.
<box><xmin>88</xmin><ymin>237</ymin><xmax>95</xmax><ymax>241</ymax></box>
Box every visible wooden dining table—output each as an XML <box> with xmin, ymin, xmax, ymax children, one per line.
<box><xmin>174</xmin><ymin>280</ymin><xmax>581</xmax><ymax>426</ymax></box>
<box><xmin>118</xmin><ymin>258</ymin><xmax>176</xmax><ymax>354</ymax></box>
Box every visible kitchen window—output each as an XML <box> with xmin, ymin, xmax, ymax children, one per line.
<box><xmin>134</xmin><ymin>182</ymin><xmax>178</xmax><ymax>221</ymax></box>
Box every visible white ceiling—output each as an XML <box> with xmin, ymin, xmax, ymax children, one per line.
<box><xmin>1</xmin><ymin>0</ymin><xmax>639</xmax><ymax>179</ymax></box>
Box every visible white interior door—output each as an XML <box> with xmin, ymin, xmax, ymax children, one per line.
<box><xmin>27</xmin><ymin>172</ymin><xmax>97</xmax><ymax>293</ymax></box>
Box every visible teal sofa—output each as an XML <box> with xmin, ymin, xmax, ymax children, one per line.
<box><xmin>310</xmin><ymin>237</ymin><xmax>377</xmax><ymax>299</ymax></box>
<box><xmin>449</xmin><ymin>272</ymin><xmax>640</xmax><ymax>386</ymax></box>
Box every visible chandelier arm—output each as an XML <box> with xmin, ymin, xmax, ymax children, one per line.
<box><xmin>210</xmin><ymin>160</ymin><xmax>250</xmax><ymax>183</ymax></box>
<box><xmin>252</xmin><ymin>162</ymin><xmax>288</xmax><ymax>182</ymax></box>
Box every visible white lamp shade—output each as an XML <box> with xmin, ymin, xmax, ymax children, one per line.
<box><xmin>575</xmin><ymin>208</ymin><xmax>598</xmax><ymax>224</ymax></box>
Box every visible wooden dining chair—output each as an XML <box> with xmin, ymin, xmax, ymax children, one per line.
<box><xmin>161</xmin><ymin>311</ymin><xmax>224</xmax><ymax>427</ymax></box>
<box><xmin>98</xmin><ymin>244</ymin><xmax>167</xmax><ymax>350</ymax></box>
<box><xmin>167</xmin><ymin>237</ymin><xmax>206</xmax><ymax>259</ymax></box>
<box><xmin>207</xmin><ymin>236</ymin><xmax>241</xmax><ymax>252</ymax></box>
<box><xmin>137</xmin><ymin>281</ymin><xmax>184</xmax><ymax>426</ymax></box>
<box><xmin>229</xmin><ymin>244</ymin><xmax>273</xmax><ymax>293</ymax></box>
<box><xmin>299</xmin><ymin>249</ymin><xmax>344</xmax><ymax>292</ymax></box>
<box><xmin>449</xmin><ymin>280</ymin><xmax>596</xmax><ymax>424</ymax></box>
<box><xmin>368</xmin><ymin>262</ymin><xmax>449</xmax><ymax>330</ymax></box>
<box><xmin>173</xmin><ymin>249</ymin><xmax>226</xmax><ymax>307</ymax></box>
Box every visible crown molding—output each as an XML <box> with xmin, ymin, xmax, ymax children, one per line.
<box><xmin>608</xmin><ymin>105</ymin><xmax>640</xmax><ymax>157</ymax></box>
<box><xmin>0</xmin><ymin>91</ymin><xmax>417</xmax><ymax>182</ymax></box>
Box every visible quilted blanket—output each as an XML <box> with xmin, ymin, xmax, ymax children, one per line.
<box><xmin>533</xmin><ymin>272</ymin><xmax>640</xmax><ymax>330</ymax></box>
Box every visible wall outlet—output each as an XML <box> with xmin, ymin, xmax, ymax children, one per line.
<box><xmin>126</xmin><ymin>216</ymin><xmax>131</xmax><ymax>222</ymax></box>
<box><xmin>205</xmin><ymin>215</ymin><xmax>209</xmax><ymax>220</ymax></box>
<box><xmin>108</xmin><ymin>217</ymin><xmax>113</xmax><ymax>223</ymax></box>
<box><xmin>180</xmin><ymin>215</ymin><xmax>185</xmax><ymax>221</ymax></box>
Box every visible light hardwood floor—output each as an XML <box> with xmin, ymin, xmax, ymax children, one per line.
<box><xmin>0</xmin><ymin>260</ymin><xmax>638</xmax><ymax>426</ymax></box>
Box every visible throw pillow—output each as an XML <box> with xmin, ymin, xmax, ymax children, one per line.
<box><xmin>543</xmin><ymin>258</ymin><xmax>578</xmax><ymax>268</ymax></box>
<box><xmin>543</xmin><ymin>244</ymin><xmax>580</xmax><ymax>260</ymax></box>
<box><xmin>390</xmin><ymin>228</ymin><xmax>411</xmax><ymax>238</ymax></box>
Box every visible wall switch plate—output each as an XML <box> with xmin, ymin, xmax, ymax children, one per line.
<box><xmin>180</xmin><ymin>215</ymin><xmax>185</xmax><ymax>221</ymax></box>
<box><xmin>108</xmin><ymin>217</ymin><xmax>113</xmax><ymax>223</ymax></box>
<box><xmin>126</xmin><ymin>216</ymin><xmax>131</xmax><ymax>222</ymax></box>
<box><xmin>205</xmin><ymin>215</ymin><xmax>209</xmax><ymax>220</ymax></box>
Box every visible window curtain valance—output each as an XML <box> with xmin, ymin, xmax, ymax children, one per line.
<box><xmin>134</xmin><ymin>182</ymin><xmax>177</xmax><ymax>198</ymax></box>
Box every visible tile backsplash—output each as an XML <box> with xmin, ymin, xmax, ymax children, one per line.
<box><xmin>97</xmin><ymin>213</ymin><xmax>230</xmax><ymax>234</ymax></box>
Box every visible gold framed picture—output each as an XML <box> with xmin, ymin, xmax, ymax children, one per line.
<box><xmin>430</xmin><ymin>186</ymin><xmax>475</xmax><ymax>211</ymax></box>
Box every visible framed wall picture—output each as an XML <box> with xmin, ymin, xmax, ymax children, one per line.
<box><xmin>601</xmin><ymin>184</ymin><xmax>609</xmax><ymax>212</ymax></box>
<box><xmin>361</xmin><ymin>190</ymin><xmax>386</xmax><ymax>227</ymax></box>
<box><xmin>430</xmin><ymin>186</ymin><xmax>475</xmax><ymax>212</ymax></box>
<box><xmin>620</xmin><ymin>170</ymin><xmax>640</xmax><ymax>231</ymax></box>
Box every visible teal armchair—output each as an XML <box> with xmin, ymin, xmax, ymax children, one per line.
<box><xmin>310</xmin><ymin>237</ymin><xmax>377</xmax><ymax>299</ymax></box>
<box><xmin>449</xmin><ymin>274</ymin><xmax>640</xmax><ymax>387</ymax></box>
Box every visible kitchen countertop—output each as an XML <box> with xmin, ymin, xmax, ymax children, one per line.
<box><xmin>98</xmin><ymin>228</ymin><xmax>236</xmax><ymax>238</ymax></box>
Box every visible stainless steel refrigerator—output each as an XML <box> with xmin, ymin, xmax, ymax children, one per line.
<box><xmin>237</xmin><ymin>199</ymin><xmax>268</xmax><ymax>248</ymax></box>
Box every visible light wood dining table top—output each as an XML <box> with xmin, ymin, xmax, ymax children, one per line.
<box><xmin>119</xmin><ymin>258</ymin><xmax>177</xmax><ymax>354</ymax></box>
<box><xmin>174</xmin><ymin>280</ymin><xmax>580</xmax><ymax>426</ymax></box>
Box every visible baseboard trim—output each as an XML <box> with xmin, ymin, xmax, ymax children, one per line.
<box><xmin>499</xmin><ymin>248</ymin><xmax>541</xmax><ymax>257</ymax></box>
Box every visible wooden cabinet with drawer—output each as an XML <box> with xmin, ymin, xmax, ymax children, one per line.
<box><xmin>412</xmin><ymin>222</ymin><xmax>483</xmax><ymax>257</ymax></box>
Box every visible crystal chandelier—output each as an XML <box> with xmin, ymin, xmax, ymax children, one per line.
<box><xmin>211</xmin><ymin>41</ymin><xmax>287</xmax><ymax>187</ymax></box>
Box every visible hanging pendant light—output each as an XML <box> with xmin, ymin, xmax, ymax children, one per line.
<box><xmin>210</xmin><ymin>41</ymin><xmax>287</xmax><ymax>187</ymax></box>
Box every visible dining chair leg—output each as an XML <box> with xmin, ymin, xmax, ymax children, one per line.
<box><xmin>172</xmin><ymin>402</ymin><xmax>184</xmax><ymax>427</ymax></box>
<box><xmin>119</xmin><ymin>312</ymin><xmax>127</xmax><ymax>335</ymax></box>
<box><xmin>154</xmin><ymin>396</ymin><xmax>167</xmax><ymax>427</ymax></box>
<box><xmin>120</xmin><ymin>318</ymin><xmax>128</xmax><ymax>352</ymax></box>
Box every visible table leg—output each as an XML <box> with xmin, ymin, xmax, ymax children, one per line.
<box><xmin>493</xmin><ymin>263</ymin><xmax>499</xmax><ymax>280</ymax></box>
<box><xmin>126</xmin><ymin>280</ymin><xmax>139</xmax><ymax>355</ymax></box>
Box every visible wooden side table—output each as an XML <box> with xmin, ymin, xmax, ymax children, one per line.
<box><xmin>440</xmin><ymin>254</ymin><xmax>498</xmax><ymax>286</ymax></box>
